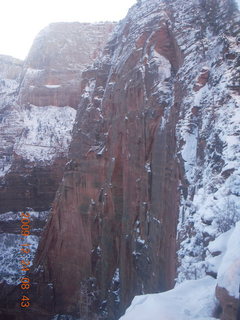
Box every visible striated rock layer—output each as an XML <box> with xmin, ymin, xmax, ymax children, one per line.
<box><xmin>32</xmin><ymin>0</ymin><xmax>239</xmax><ymax>320</ymax></box>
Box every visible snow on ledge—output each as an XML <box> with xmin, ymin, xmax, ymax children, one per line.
<box><xmin>119</xmin><ymin>276</ymin><xmax>218</xmax><ymax>320</ymax></box>
<box><xmin>14</xmin><ymin>105</ymin><xmax>76</xmax><ymax>162</ymax></box>
<box><xmin>44</xmin><ymin>85</ymin><xmax>61</xmax><ymax>89</ymax></box>
<box><xmin>217</xmin><ymin>221</ymin><xmax>240</xmax><ymax>299</ymax></box>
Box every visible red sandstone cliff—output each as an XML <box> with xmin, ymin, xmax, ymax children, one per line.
<box><xmin>32</xmin><ymin>0</ymin><xmax>240</xmax><ymax>319</ymax></box>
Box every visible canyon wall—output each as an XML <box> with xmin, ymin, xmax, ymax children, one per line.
<box><xmin>0</xmin><ymin>22</ymin><xmax>115</xmax><ymax>320</ymax></box>
<box><xmin>32</xmin><ymin>0</ymin><xmax>240</xmax><ymax>319</ymax></box>
<box><xmin>0</xmin><ymin>0</ymin><xmax>239</xmax><ymax>320</ymax></box>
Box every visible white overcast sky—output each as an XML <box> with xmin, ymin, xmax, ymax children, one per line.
<box><xmin>0</xmin><ymin>0</ymin><xmax>136</xmax><ymax>60</ymax></box>
<box><xmin>0</xmin><ymin>0</ymin><xmax>239</xmax><ymax>60</ymax></box>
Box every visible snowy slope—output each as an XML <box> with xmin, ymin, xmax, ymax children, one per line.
<box><xmin>120</xmin><ymin>277</ymin><xmax>218</xmax><ymax>320</ymax></box>
<box><xmin>0</xmin><ymin>56</ymin><xmax>23</xmax><ymax>178</ymax></box>
<box><xmin>120</xmin><ymin>223</ymin><xmax>239</xmax><ymax>320</ymax></box>
<box><xmin>217</xmin><ymin>222</ymin><xmax>240</xmax><ymax>299</ymax></box>
<box><xmin>175</xmin><ymin>5</ymin><xmax>240</xmax><ymax>286</ymax></box>
<box><xmin>14</xmin><ymin>105</ymin><xmax>76</xmax><ymax>163</ymax></box>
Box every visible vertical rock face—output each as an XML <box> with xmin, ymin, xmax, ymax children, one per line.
<box><xmin>19</xmin><ymin>22</ymin><xmax>115</xmax><ymax>108</ymax></box>
<box><xmin>33</xmin><ymin>0</ymin><xmax>240</xmax><ymax>319</ymax></box>
<box><xmin>36</xmin><ymin>24</ymin><xmax>181</xmax><ymax>316</ymax></box>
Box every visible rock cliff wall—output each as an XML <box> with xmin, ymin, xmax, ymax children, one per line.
<box><xmin>0</xmin><ymin>22</ymin><xmax>115</xmax><ymax>214</ymax></box>
<box><xmin>0</xmin><ymin>22</ymin><xmax>115</xmax><ymax>320</ymax></box>
<box><xmin>0</xmin><ymin>1</ymin><xmax>239</xmax><ymax>320</ymax></box>
<box><xmin>33</xmin><ymin>0</ymin><xmax>240</xmax><ymax>319</ymax></box>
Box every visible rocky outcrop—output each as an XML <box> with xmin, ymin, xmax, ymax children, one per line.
<box><xmin>216</xmin><ymin>286</ymin><xmax>239</xmax><ymax>320</ymax></box>
<box><xmin>0</xmin><ymin>55</ymin><xmax>22</xmax><ymax>83</ymax></box>
<box><xmin>193</xmin><ymin>67</ymin><xmax>210</xmax><ymax>92</ymax></box>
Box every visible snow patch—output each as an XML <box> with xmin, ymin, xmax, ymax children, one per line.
<box><xmin>0</xmin><ymin>210</ymin><xmax>48</xmax><ymax>284</ymax></box>
<box><xmin>0</xmin><ymin>162</ymin><xmax>11</xmax><ymax>177</ymax></box>
<box><xmin>0</xmin><ymin>233</ymin><xmax>39</xmax><ymax>285</ymax></box>
<box><xmin>44</xmin><ymin>84</ymin><xmax>61</xmax><ymax>89</ymax></box>
<box><xmin>217</xmin><ymin>222</ymin><xmax>240</xmax><ymax>298</ymax></box>
<box><xmin>181</xmin><ymin>128</ymin><xmax>198</xmax><ymax>181</ymax></box>
<box><xmin>14</xmin><ymin>105</ymin><xmax>76</xmax><ymax>162</ymax></box>
<box><xmin>119</xmin><ymin>277</ymin><xmax>218</xmax><ymax>320</ymax></box>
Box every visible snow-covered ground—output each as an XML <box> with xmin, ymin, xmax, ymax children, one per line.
<box><xmin>120</xmin><ymin>277</ymin><xmax>218</xmax><ymax>320</ymax></box>
<box><xmin>217</xmin><ymin>222</ymin><xmax>240</xmax><ymax>299</ymax></box>
<box><xmin>120</xmin><ymin>222</ymin><xmax>240</xmax><ymax>320</ymax></box>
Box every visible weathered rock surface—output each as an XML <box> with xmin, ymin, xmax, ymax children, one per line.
<box><xmin>216</xmin><ymin>286</ymin><xmax>239</xmax><ymax>320</ymax></box>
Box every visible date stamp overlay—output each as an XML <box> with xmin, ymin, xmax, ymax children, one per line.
<box><xmin>19</xmin><ymin>212</ymin><xmax>32</xmax><ymax>309</ymax></box>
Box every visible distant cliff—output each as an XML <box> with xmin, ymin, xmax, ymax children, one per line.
<box><xmin>0</xmin><ymin>22</ymin><xmax>115</xmax><ymax>214</ymax></box>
